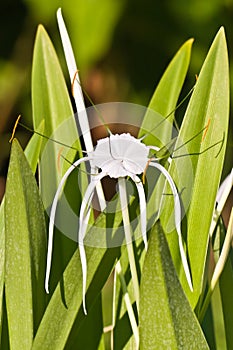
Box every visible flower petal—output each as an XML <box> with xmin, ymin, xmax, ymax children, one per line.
<box><xmin>118</xmin><ymin>177</ymin><xmax>140</xmax><ymax>310</ymax></box>
<box><xmin>57</xmin><ymin>8</ymin><xmax>106</xmax><ymax>212</ymax></box>
<box><xmin>57</xmin><ymin>9</ymin><xmax>96</xmax><ymax>160</ymax></box>
<box><xmin>57</xmin><ymin>10</ymin><xmax>86</xmax><ymax>117</ymax></box>
<box><xmin>130</xmin><ymin>175</ymin><xmax>148</xmax><ymax>250</ymax></box>
<box><xmin>149</xmin><ymin>161</ymin><xmax>193</xmax><ymax>291</ymax></box>
<box><xmin>210</xmin><ymin>167</ymin><xmax>233</xmax><ymax>238</ymax></box>
<box><xmin>78</xmin><ymin>172</ymin><xmax>107</xmax><ymax>314</ymax></box>
<box><xmin>45</xmin><ymin>156</ymin><xmax>92</xmax><ymax>294</ymax></box>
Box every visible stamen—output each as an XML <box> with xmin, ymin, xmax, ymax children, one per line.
<box><xmin>142</xmin><ymin>158</ymin><xmax>153</xmax><ymax>184</ymax></box>
<box><xmin>9</xmin><ymin>115</ymin><xmax>21</xmax><ymax>143</ymax></box>
<box><xmin>71</xmin><ymin>70</ymin><xmax>79</xmax><ymax>98</ymax></box>
<box><xmin>57</xmin><ymin>147</ymin><xmax>64</xmax><ymax>173</ymax></box>
<box><xmin>140</xmin><ymin>85</ymin><xmax>196</xmax><ymax>141</ymax></box>
<box><xmin>45</xmin><ymin>156</ymin><xmax>92</xmax><ymax>297</ymax></box>
<box><xmin>172</xmin><ymin>135</ymin><xmax>225</xmax><ymax>159</ymax></box>
<box><xmin>201</xmin><ymin>118</ymin><xmax>211</xmax><ymax>142</ymax></box>
<box><xmin>19</xmin><ymin>121</ymin><xmax>79</xmax><ymax>151</ymax></box>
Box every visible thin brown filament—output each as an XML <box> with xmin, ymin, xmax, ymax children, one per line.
<box><xmin>201</xmin><ymin>118</ymin><xmax>211</xmax><ymax>142</ymax></box>
<box><xmin>142</xmin><ymin>158</ymin><xmax>153</xmax><ymax>184</ymax></box>
<box><xmin>71</xmin><ymin>70</ymin><xmax>79</xmax><ymax>97</ymax></box>
<box><xmin>9</xmin><ymin>115</ymin><xmax>21</xmax><ymax>143</ymax></box>
<box><xmin>57</xmin><ymin>147</ymin><xmax>65</xmax><ymax>174</ymax></box>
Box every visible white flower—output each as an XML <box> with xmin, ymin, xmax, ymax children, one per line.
<box><xmin>45</xmin><ymin>132</ymin><xmax>193</xmax><ymax>314</ymax></box>
<box><xmin>45</xmin><ymin>9</ymin><xmax>193</xmax><ymax>316</ymax></box>
<box><xmin>92</xmin><ymin>133</ymin><xmax>149</xmax><ymax>177</ymax></box>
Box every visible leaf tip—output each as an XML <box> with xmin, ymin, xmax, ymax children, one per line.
<box><xmin>215</xmin><ymin>26</ymin><xmax>227</xmax><ymax>43</ymax></box>
<box><xmin>187</xmin><ymin>38</ymin><xmax>195</xmax><ymax>45</ymax></box>
<box><xmin>37</xmin><ymin>24</ymin><xmax>46</xmax><ymax>35</ymax></box>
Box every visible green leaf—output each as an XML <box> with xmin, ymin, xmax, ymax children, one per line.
<box><xmin>121</xmin><ymin>45</ymin><xmax>193</xmax><ymax>328</ymax></box>
<box><xmin>65</xmin><ymin>293</ymin><xmax>103</xmax><ymax>350</ymax></box>
<box><xmin>0</xmin><ymin>129</ymin><xmax>44</xmax><ymax>341</ymax></box>
<box><xmin>209</xmin><ymin>219</ymin><xmax>233</xmax><ymax>349</ymax></box>
<box><xmin>32</xmin><ymin>25</ymin><xmax>75</xmax><ymax>136</ymax></box>
<box><xmin>24</xmin><ymin>120</ymin><xmax>45</xmax><ymax>174</ymax></box>
<box><xmin>218</xmin><ymin>253</ymin><xmax>233</xmax><ymax>348</ymax></box>
<box><xmin>32</xmin><ymin>246</ymin><xmax>120</xmax><ymax>349</ymax></box>
<box><xmin>139</xmin><ymin>221</ymin><xmax>209</xmax><ymax>349</ymax></box>
<box><xmin>138</xmin><ymin>39</ymin><xmax>193</xmax><ymax>240</ymax></box>
<box><xmin>31</xmin><ymin>24</ymin><xmax>83</xmax><ymax>196</ymax></box>
<box><xmin>161</xmin><ymin>27</ymin><xmax>229</xmax><ymax>306</ymax></box>
<box><xmin>31</xmin><ymin>24</ymin><xmax>86</xmax><ymax>291</ymax></box>
<box><xmin>139</xmin><ymin>38</ymin><xmax>193</xmax><ymax>146</ymax></box>
<box><xmin>0</xmin><ymin>200</ymin><xmax>5</xmax><ymax>339</ymax></box>
<box><xmin>113</xmin><ymin>245</ymin><xmax>138</xmax><ymax>349</ymax></box>
<box><xmin>4</xmin><ymin>139</ymin><xmax>47</xmax><ymax>349</ymax></box>
<box><xmin>32</xmin><ymin>203</ymin><xmax>122</xmax><ymax>350</ymax></box>
<box><xmin>210</xmin><ymin>284</ymin><xmax>227</xmax><ymax>350</ymax></box>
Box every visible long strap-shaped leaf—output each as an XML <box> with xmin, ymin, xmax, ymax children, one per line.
<box><xmin>5</xmin><ymin>140</ymin><xmax>47</xmax><ymax>350</ymax></box>
<box><xmin>139</xmin><ymin>221</ymin><xmax>209</xmax><ymax>349</ymax></box>
<box><xmin>161</xmin><ymin>27</ymin><xmax>229</xmax><ymax>307</ymax></box>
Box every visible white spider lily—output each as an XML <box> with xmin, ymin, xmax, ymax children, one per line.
<box><xmin>45</xmin><ymin>132</ymin><xmax>193</xmax><ymax>314</ymax></box>
<box><xmin>45</xmin><ymin>9</ymin><xmax>193</xmax><ymax>316</ymax></box>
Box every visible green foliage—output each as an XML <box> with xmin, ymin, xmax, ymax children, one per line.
<box><xmin>32</xmin><ymin>243</ymin><xmax>120</xmax><ymax>349</ymax></box>
<box><xmin>139</xmin><ymin>221</ymin><xmax>209</xmax><ymax>349</ymax></box>
<box><xmin>31</xmin><ymin>24</ymin><xmax>84</xmax><ymax>201</ymax></box>
<box><xmin>4</xmin><ymin>140</ymin><xmax>46</xmax><ymax>349</ymax></box>
<box><xmin>31</xmin><ymin>25</ymin><xmax>87</xmax><ymax>293</ymax></box>
<box><xmin>161</xmin><ymin>27</ymin><xmax>229</xmax><ymax>306</ymax></box>
<box><xmin>0</xmin><ymin>18</ymin><xmax>231</xmax><ymax>350</ymax></box>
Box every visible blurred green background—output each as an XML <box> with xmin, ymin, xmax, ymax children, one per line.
<box><xmin>0</xmin><ymin>0</ymin><xmax>232</xmax><ymax>200</ymax></box>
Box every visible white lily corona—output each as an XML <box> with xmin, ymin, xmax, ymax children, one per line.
<box><xmin>45</xmin><ymin>9</ymin><xmax>193</xmax><ymax>317</ymax></box>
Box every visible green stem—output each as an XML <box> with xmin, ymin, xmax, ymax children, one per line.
<box><xmin>118</xmin><ymin>178</ymin><xmax>140</xmax><ymax>312</ymax></box>
<box><xmin>209</xmin><ymin>169</ymin><xmax>233</xmax><ymax>238</ymax></box>
<box><xmin>199</xmin><ymin>207</ymin><xmax>233</xmax><ymax>322</ymax></box>
<box><xmin>115</xmin><ymin>261</ymin><xmax>139</xmax><ymax>348</ymax></box>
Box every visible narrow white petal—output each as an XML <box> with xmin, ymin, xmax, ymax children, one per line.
<box><xmin>56</xmin><ymin>9</ymin><xmax>107</xmax><ymax>312</ymax></box>
<box><xmin>118</xmin><ymin>178</ymin><xmax>140</xmax><ymax>310</ymax></box>
<box><xmin>78</xmin><ymin>172</ymin><xmax>107</xmax><ymax>314</ymax></box>
<box><xmin>210</xmin><ymin>207</ymin><xmax>233</xmax><ymax>290</ymax></box>
<box><xmin>210</xmin><ymin>168</ymin><xmax>233</xmax><ymax>238</ymax></box>
<box><xmin>56</xmin><ymin>8</ymin><xmax>106</xmax><ymax>218</ymax></box>
<box><xmin>131</xmin><ymin>175</ymin><xmax>148</xmax><ymax>250</ymax></box>
<box><xmin>216</xmin><ymin>167</ymin><xmax>233</xmax><ymax>203</ymax></box>
<box><xmin>149</xmin><ymin>161</ymin><xmax>193</xmax><ymax>291</ymax></box>
<box><xmin>56</xmin><ymin>8</ymin><xmax>94</xmax><ymax>155</ymax></box>
<box><xmin>57</xmin><ymin>9</ymin><xmax>85</xmax><ymax>114</ymax></box>
<box><xmin>45</xmin><ymin>156</ymin><xmax>92</xmax><ymax>294</ymax></box>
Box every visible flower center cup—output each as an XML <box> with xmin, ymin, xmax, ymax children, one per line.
<box><xmin>91</xmin><ymin>133</ymin><xmax>149</xmax><ymax>178</ymax></box>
